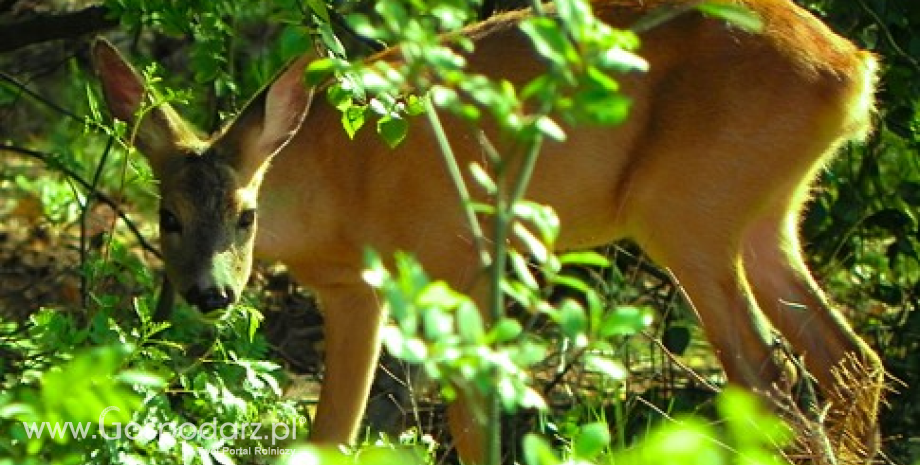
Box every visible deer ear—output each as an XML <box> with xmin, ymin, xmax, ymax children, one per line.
<box><xmin>92</xmin><ymin>39</ymin><xmax>145</xmax><ymax>123</ymax></box>
<box><xmin>219</xmin><ymin>56</ymin><xmax>313</xmax><ymax>183</ymax></box>
<box><xmin>261</xmin><ymin>56</ymin><xmax>313</xmax><ymax>157</ymax></box>
<box><xmin>92</xmin><ymin>38</ymin><xmax>197</xmax><ymax>177</ymax></box>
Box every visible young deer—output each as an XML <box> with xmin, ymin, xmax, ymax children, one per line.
<box><xmin>93</xmin><ymin>0</ymin><xmax>884</xmax><ymax>463</ymax></box>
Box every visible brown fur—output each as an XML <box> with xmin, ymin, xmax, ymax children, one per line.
<box><xmin>94</xmin><ymin>0</ymin><xmax>883</xmax><ymax>463</ymax></box>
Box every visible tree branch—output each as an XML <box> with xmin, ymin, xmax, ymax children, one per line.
<box><xmin>0</xmin><ymin>143</ymin><xmax>162</xmax><ymax>260</ymax></box>
<box><xmin>0</xmin><ymin>70</ymin><xmax>86</xmax><ymax>123</ymax></box>
<box><xmin>0</xmin><ymin>5</ymin><xmax>118</xmax><ymax>53</ymax></box>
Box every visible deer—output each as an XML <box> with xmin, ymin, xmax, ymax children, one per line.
<box><xmin>92</xmin><ymin>0</ymin><xmax>884</xmax><ymax>463</ymax></box>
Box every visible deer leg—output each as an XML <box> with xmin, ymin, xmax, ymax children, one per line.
<box><xmin>445</xmin><ymin>279</ymin><xmax>491</xmax><ymax>465</ymax></box>
<box><xmin>669</xmin><ymin>254</ymin><xmax>789</xmax><ymax>392</ymax></box>
<box><xmin>448</xmin><ymin>389</ymin><xmax>488</xmax><ymax>464</ymax></box>
<box><xmin>309</xmin><ymin>284</ymin><xmax>385</xmax><ymax>447</ymax></box>
<box><xmin>742</xmin><ymin>212</ymin><xmax>883</xmax><ymax>461</ymax></box>
<box><xmin>638</xmin><ymin>213</ymin><xmax>792</xmax><ymax>394</ymax></box>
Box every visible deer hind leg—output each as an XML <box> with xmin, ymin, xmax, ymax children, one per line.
<box><xmin>448</xmin><ymin>389</ymin><xmax>488</xmax><ymax>464</ymax></box>
<box><xmin>742</xmin><ymin>210</ymin><xmax>883</xmax><ymax>462</ymax></box>
<box><xmin>637</xmin><ymin>210</ymin><xmax>793</xmax><ymax>395</ymax></box>
<box><xmin>444</xmin><ymin>280</ymin><xmax>490</xmax><ymax>465</ymax></box>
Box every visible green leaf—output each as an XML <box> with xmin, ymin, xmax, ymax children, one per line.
<box><xmin>40</xmin><ymin>346</ymin><xmax>139</xmax><ymax>426</ymax></box>
<box><xmin>342</xmin><ymin>105</ymin><xmax>367</xmax><ymax>139</ymax></box>
<box><xmin>585</xmin><ymin>354</ymin><xmax>627</xmax><ymax>381</ymax></box>
<box><xmin>469</xmin><ymin>162</ymin><xmax>497</xmax><ymax>194</ymax></box>
<box><xmin>317</xmin><ymin>21</ymin><xmax>347</xmax><ymax>57</ymax></box>
<box><xmin>116</xmin><ymin>370</ymin><xmax>167</xmax><ymax>388</ymax></box>
<box><xmin>381</xmin><ymin>326</ymin><xmax>427</xmax><ymax>363</ymax></box>
<box><xmin>362</xmin><ymin>248</ymin><xmax>389</xmax><ymax>288</ymax></box>
<box><xmin>489</xmin><ymin>318</ymin><xmax>523</xmax><ymax>343</ymax></box>
<box><xmin>717</xmin><ymin>388</ymin><xmax>793</xmax><ymax>449</ymax></box>
<box><xmin>457</xmin><ymin>301</ymin><xmax>485</xmax><ymax>344</ymax></box>
<box><xmin>418</xmin><ymin>281</ymin><xmax>465</xmax><ymax>309</ymax></box>
<box><xmin>552</xmin><ymin>274</ymin><xmax>593</xmax><ymax>294</ymax></box>
<box><xmin>521</xmin><ymin>74</ymin><xmax>556</xmax><ymax>102</ymax></box>
<box><xmin>510</xmin><ymin>250</ymin><xmax>541</xmax><ymax>290</ymax></box>
<box><xmin>431</xmin><ymin>86</ymin><xmax>459</xmax><ymax>108</ymax></box>
<box><xmin>522</xmin><ymin>433</ymin><xmax>561</xmax><ymax>465</ymax></box>
<box><xmin>585</xmin><ymin>66</ymin><xmax>620</xmax><ymax>93</ymax></box>
<box><xmin>559</xmin><ymin>251</ymin><xmax>610</xmax><ymax>267</ymax></box>
<box><xmin>404</xmin><ymin>337</ymin><xmax>428</xmax><ymax>362</ymax></box>
<box><xmin>535</xmin><ymin>115</ymin><xmax>566</xmax><ymax>141</ymax></box>
<box><xmin>696</xmin><ymin>2</ymin><xmax>764</xmax><ymax>33</ymax></box>
<box><xmin>599</xmin><ymin>306</ymin><xmax>653</xmax><ymax>337</ymax></box>
<box><xmin>519</xmin><ymin>17</ymin><xmax>570</xmax><ymax>68</ymax></box>
<box><xmin>554</xmin><ymin>0</ymin><xmax>591</xmax><ymax>30</ymax></box>
<box><xmin>305</xmin><ymin>58</ymin><xmax>342</xmax><ymax>85</ymax></box>
<box><xmin>598</xmin><ymin>47</ymin><xmax>649</xmax><ymax>72</ymax></box>
<box><xmin>512</xmin><ymin>201</ymin><xmax>560</xmax><ymax>244</ymax></box>
<box><xmin>378</xmin><ymin>115</ymin><xmax>409</xmax><ymax>148</ymax></box>
<box><xmin>405</xmin><ymin>94</ymin><xmax>426</xmax><ymax>115</ymax></box>
<box><xmin>376</xmin><ymin>0</ymin><xmax>409</xmax><ymax>32</ymax></box>
<box><xmin>512</xmin><ymin>223</ymin><xmax>549</xmax><ymax>265</ymax></box>
<box><xmin>346</xmin><ymin>13</ymin><xmax>380</xmax><ymax>40</ymax></box>
<box><xmin>573</xmin><ymin>422</ymin><xmax>611</xmax><ymax>459</ymax></box>
<box><xmin>422</xmin><ymin>306</ymin><xmax>452</xmax><ymax>339</ymax></box>
<box><xmin>248</xmin><ymin>308</ymin><xmax>262</xmax><ymax>341</ymax></box>
<box><xmin>569</xmin><ymin>89</ymin><xmax>632</xmax><ymax>126</ymax></box>
<box><xmin>558</xmin><ymin>299</ymin><xmax>587</xmax><ymax>338</ymax></box>
<box><xmin>431</xmin><ymin>3</ymin><xmax>471</xmax><ymax>30</ymax></box>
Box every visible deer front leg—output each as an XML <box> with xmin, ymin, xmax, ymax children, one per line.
<box><xmin>742</xmin><ymin>213</ymin><xmax>883</xmax><ymax>462</ymax></box>
<box><xmin>309</xmin><ymin>284</ymin><xmax>384</xmax><ymax>447</ymax></box>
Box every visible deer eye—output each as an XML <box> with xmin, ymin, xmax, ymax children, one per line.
<box><xmin>160</xmin><ymin>209</ymin><xmax>182</xmax><ymax>234</ymax></box>
<box><xmin>238</xmin><ymin>209</ymin><xmax>256</xmax><ymax>229</ymax></box>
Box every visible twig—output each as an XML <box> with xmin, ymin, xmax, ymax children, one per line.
<box><xmin>640</xmin><ymin>330</ymin><xmax>721</xmax><ymax>393</ymax></box>
<box><xmin>0</xmin><ymin>71</ymin><xmax>90</xmax><ymax>125</ymax></box>
<box><xmin>423</xmin><ymin>99</ymin><xmax>491</xmax><ymax>266</ymax></box>
<box><xmin>542</xmin><ymin>345</ymin><xmax>588</xmax><ymax>396</ymax></box>
<box><xmin>853</xmin><ymin>0</ymin><xmax>920</xmax><ymax>75</ymax></box>
<box><xmin>0</xmin><ymin>143</ymin><xmax>161</xmax><ymax>260</ymax></box>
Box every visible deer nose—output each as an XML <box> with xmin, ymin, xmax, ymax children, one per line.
<box><xmin>186</xmin><ymin>286</ymin><xmax>236</xmax><ymax>311</ymax></box>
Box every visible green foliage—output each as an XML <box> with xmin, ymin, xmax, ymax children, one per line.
<box><xmin>796</xmin><ymin>3</ymin><xmax>920</xmax><ymax>460</ymax></box>
<box><xmin>2</xmin><ymin>0</ymin><xmax>918</xmax><ymax>464</ymax></box>
<box><xmin>521</xmin><ymin>388</ymin><xmax>791</xmax><ymax>465</ymax></box>
<box><xmin>0</xmin><ymin>294</ymin><xmax>301</xmax><ymax>465</ymax></box>
<box><xmin>347</xmin><ymin>1</ymin><xmax>791</xmax><ymax>465</ymax></box>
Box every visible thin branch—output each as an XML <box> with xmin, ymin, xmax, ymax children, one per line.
<box><xmin>0</xmin><ymin>70</ymin><xmax>88</xmax><ymax>124</ymax></box>
<box><xmin>853</xmin><ymin>0</ymin><xmax>920</xmax><ymax>75</ymax></box>
<box><xmin>0</xmin><ymin>143</ymin><xmax>162</xmax><ymax>260</ymax></box>
<box><xmin>0</xmin><ymin>5</ymin><xmax>118</xmax><ymax>53</ymax></box>
<box><xmin>423</xmin><ymin>99</ymin><xmax>491</xmax><ymax>266</ymax></box>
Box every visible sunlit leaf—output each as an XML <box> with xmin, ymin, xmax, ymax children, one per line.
<box><xmin>535</xmin><ymin>115</ymin><xmax>566</xmax><ymax>141</ymax></box>
<box><xmin>457</xmin><ymin>301</ymin><xmax>485</xmax><ymax>344</ymax></box>
<box><xmin>599</xmin><ymin>306</ymin><xmax>654</xmax><ymax>337</ymax></box>
<box><xmin>490</xmin><ymin>318</ymin><xmax>523</xmax><ymax>343</ymax></box>
<box><xmin>520</xmin><ymin>17</ymin><xmax>570</xmax><ymax>68</ymax></box>
<box><xmin>558</xmin><ymin>299</ymin><xmax>587</xmax><ymax>338</ymax></box>
<box><xmin>696</xmin><ymin>2</ymin><xmax>764</xmax><ymax>32</ymax></box>
<box><xmin>585</xmin><ymin>354</ymin><xmax>627</xmax><ymax>381</ymax></box>
<box><xmin>559</xmin><ymin>251</ymin><xmax>610</xmax><ymax>267</ymax></box>
<box><xmin>522</xmin><ymin>433</ymin><xmax>561</xmax><ymax>465</ymax></box>
<box><xmin>378</xmin><ymin>115</ymin><xmax>409</xmax><ymax>148</ymax></box>
<box><xmin>510</xmin><ymin>250</ymin><xmax>541</xmax><ymax>290</ymax></box>
<box><xmin>573</xmin><ymin>422</ymin><xmax>611</xmax><ymax>459</ymax></box>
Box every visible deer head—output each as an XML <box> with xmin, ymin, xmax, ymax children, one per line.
<box><xmin>93</xmin><ymin>39</ymin><xmax>313</xmax><ymax>310</ymax></box>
